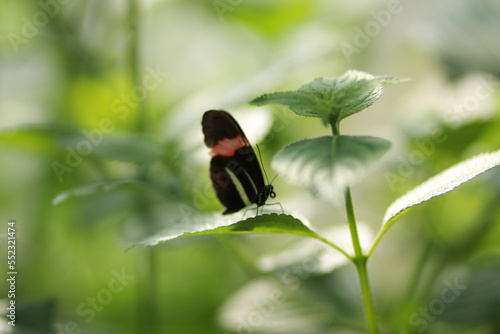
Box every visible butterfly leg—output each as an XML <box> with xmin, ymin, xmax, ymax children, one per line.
<box><xmin>262</xmin><ymin>202</ymin><xmax>284</xmax><ymax>214</ymax></box>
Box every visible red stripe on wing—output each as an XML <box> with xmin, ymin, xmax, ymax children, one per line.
<box><xmin>210</xmin><ymin>136</ymin><xmax>249</xmax><ymax>157</ymax></box>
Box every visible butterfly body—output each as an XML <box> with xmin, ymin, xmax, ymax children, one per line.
<box><xmin>202</xmin><ymin>110</ymin><xmax>275</xmax><ymax>215</ymax></box>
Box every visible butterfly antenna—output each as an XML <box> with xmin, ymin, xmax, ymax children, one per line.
<box><xmin>256</xmin><ymin>144</ymin><xmax>270</xmax><ymax>184</ymax></box>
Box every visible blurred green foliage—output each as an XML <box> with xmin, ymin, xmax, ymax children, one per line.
<box><xmin>1</xmin><ymin>0</ymin><xmax>499</xmax><ymax>333</ymax></box>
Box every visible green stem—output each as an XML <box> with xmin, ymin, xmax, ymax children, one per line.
<box><xmin>355</xmin><ymin>259</ymin><xmax>379</xmax><ymax>334</ymax></box>
<box><xmin>127</xmin><ymin>1</ymin><xmax>158</xmax><ymax>333</ymax></box>
<box><xmin>330</xmin><ymin>114</ymin><xmax>340</xmax><ymax>136</ymax></box>
<box><xmin>148</xmin><ymin>247</ymin><xmax>159</xmax><ymax>332</ymax></box>
<box><xmin>345</xmin><ymin>188</ymin><xmax>363</xmax><ymax>257</ymax></box>
<box><xmin>128</xmin><ymin>0</ymin><xmax>146</xmax><ymax>133</ymax></box>
<box><xmin>344</xmin><ymin>188</ymin><xmax>379</xmax><ymax>334</ymax></box>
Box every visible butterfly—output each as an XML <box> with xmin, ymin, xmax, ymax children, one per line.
<box><xmin>202</xmin><ymin>109</ymin><xmax>276</xmax><ymax>215</ymax></box>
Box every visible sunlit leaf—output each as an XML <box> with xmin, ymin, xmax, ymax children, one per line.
<box><xmin>383</xmin><ymin>150</ymin><xmax>500</xmax><ymax>226</ymax></box>
<box><xmin>250</xmin><ymin>70</ymin><xmax>406</xmax><ymax>125</ymax></box>
<box><xmin>271</xmin><ymin>136</ymin><xmax>391</xmax><ymax>204</ymax></box>
<box><xmin>369</xmin><ymin>150</ymin><xmax>500</xmax><ymax>255</ymax></box>
<box><xmin>136</xmin><ymin>213</ymin><xmax>320</xmax><ymax>247</ymax></box>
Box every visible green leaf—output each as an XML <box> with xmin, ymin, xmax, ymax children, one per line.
<box><xmin>271</xmin><ymin>135</ymin><xmax>391</xmax><ymax>204</ymax></box>
<box><xmin>59</xmin><ymin>134</ymin><xmax>164</xmax><ymax>165</ymax></box>
<box><xmin>52</xmin><ymin>179</ymin><xmax>164</xmax><ymax>205</ymax></box>
<box><xmin>250</xmin><ymin>70</ymin><xmax>406</xmax><ymax>125</ymax></box>
<box><xmin>135</xmin><ymin>213</ymin><xmax>349</xmax><ymax>258</ymax></box>
<box><xmin>251</xmin><ymin>90</ymin><xmax>327</xmax><ymax>118</ymax></box>
<box><xmin>383</xmin><ymin>150</ymin><xmax>500</xmax><ymax>226</ymax></box>
<box><xmin>369</xmin><ymin>150</ymin><xmax>500</xmax><ymax>256</ymax></box>
<box><xmin>137</xmin><ymin>213</ymin><xmax>316</xmax><ymax>246</ymax></box>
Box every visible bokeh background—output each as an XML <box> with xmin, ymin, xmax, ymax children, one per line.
<box><xmin>1</xmin><ymin>0</ymin><xmax>500</xmax><ymax>333</ymax></box>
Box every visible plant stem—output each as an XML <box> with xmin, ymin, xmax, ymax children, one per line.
<box><xmin>344</xmin><ymin>188</ymin><xmax>379</xmax><ymax>334</ymax></box>
<box><xmin>345</xmin><ymin>188</ymin><xmax>362</xmax><ymax>257</ymax></box>
<box><xmin>330</xmin><ymin>114</ymin><xmax>340</xmax><ymax>136</ymax></box>
<box><xmin>128</xmin><ymin>0</ymin><xmax>147</xmax><ymax>133</ymax></box>
<box><xmin>127</xmin><ymin>1</ymin><xmax>159</xmax><ymax>333</ymax></box>
<box><xmin>355</xmin><ymin>259</ymin><xmax>379</xmax><ymax>334</ymax></box>
<box><xmin>147</xmin><ymin>247</ymin><xmax>159</xmax><ymax>332</ymax></box>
